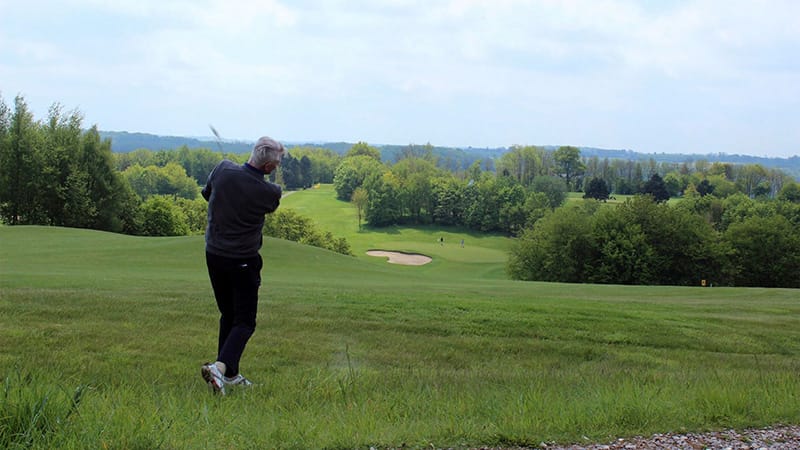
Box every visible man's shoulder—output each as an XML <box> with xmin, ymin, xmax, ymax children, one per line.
<box><xmin>265</xmin><ymin>181</ymin><xmax>282</xmax><ymax>194</ymax></box>
<box><xmin>218</xmin><ymin>159</ymin><xmax>240</xmax><ymax>169</ymax></box>
<box><xmin>214</xmin><ymin>159</ymin><xmax>246</xmax><ymax>176</ymax></box>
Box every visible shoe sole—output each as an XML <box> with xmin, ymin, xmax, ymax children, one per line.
<box><xmin>201</xmin><ymin>365</ymin><xmax>226</xmax><ymax>395</ymax></box>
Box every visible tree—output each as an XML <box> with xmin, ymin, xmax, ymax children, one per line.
<box><xmin>588</xmin><ymin>207</ymin><xmax>656</xmax><ymax>284</ymax></box>
<box><xmin>0</xmin><ymin>95</ymin><xmax>44</xmax><ymax>224</ymax></box>
<box><xmin>707</xmin><ymin>175</ymin><xmax>737</xmax><ymax>198</ymax></box>
<box><xmin>79</xmin><ymin>126</ymin><xmax>140</xmax><ymax>232</ymax></box>
<box><xmin>346</xmin><ymin>141</ymin><xmax>381</xmax><ymax>160</ymax></box>
<box><xmin>466</xmin><ymin>160</ymin><xmax>482</xmax><ymax>182</ymax></box>
<box><xmin>583</xmin><ymin>177</ymin><xmax>610</xmax><ymax>201</ymax></box>
<box><xmin>286</xmin><ymin>147</ymin><xmax>340</xmax><ymax>184</ymax></box>
<box><xmin>160</xmin><ymin>162</ymin><xmax>200</xmax><ymax>199</ymax></box>
<box><xmin>496</xmin><ymin>178</ymin><xmax>527</xmax><ymax>235</ymax></box>
<box><xmin>431</xmin><ymin>176</ymin><xmax>464</xmax><ymax>226</ymax></box>
<box><xmin>642</xmin><ymin>173</ymin><xmax>670</xmax><ymax>203</ymax></box>
<box><xmin>139</xmin><ymin>195</ymin><xmax>189</xmax><ymax>236</ymax></box>
<box><xmin>522</xmin><ymin>191</ymin><xmax>550</xmax><ymax>228</ymax></box>
<box><xmin>778</xmin><ymin>182</ymin><xmax>800</xmax><ymax>203</ymax></box>
<box><xmin>696</xmin><ymin>179</ymin><xmax>714</xmax><ymax>197</ymax></box>
<box><xmin>734</xmin><ymin>164</ymin><xmax>768</xmax><ymax>198</ymax></box>
<box><xmin>462</xmin><ymin>177</ymin><xmax>499</xmax><ymax>232</ymax></box>
<box><xmin>364</xmin><ymin>171</ymin><xmax>401</xmax><ymax>227</ymax></box>
<box><xmin>496</xmin><ymin>145</ymin><xmax>544</xmax><ymax>186</ymax></box>
<box><xmin>391</xmin><ymin>157</ymin><xmax>438</xmax><ymax>223</ymax></box>
<box><xmin>663</xmin><ymin>171</ymin><xmax>685</xmax><ymax>197</ymax></box>
<box><xmin>174</xmin><ymin>145</ymin><xmax>221</xmax><ymax>185</ymax></box>
<box><xmin>175</xmin><ymin>197</ymin><xmax>208</xmax><ymax>235</ymax></box>
<box><xmin>553</xmin><ymin>146</ymin><xmax>585</xmax><ymax>191</ymax></box>
<box><xmin>122</xmin><ymin>162</ymin><xmax>199</xmax><ymax>200</ymax></box>
<box><xmin>333</xmin><ymin>155</ymin><xmax>384</xmax><ymax>201</ymax></box>
<box><xmin>507</xmin><ymin>203</ymin><xmax>595</xmax><ymax>282</ymax></box>
<box><xmin>351</xmin><ymin>187</ymin><xmax>368</xmax><ymax>230</ymax></box>
<box><xmin>280</xmin><ymin>154</ymin><xmax>302</xmax><ymax>189</ymax></box>
<box><xmin>299</xmin><ymin>155</ymin><xmax>313</xmax><ymax>188</ymax></box>
<box><xmin>40</xmin><ymin>103</ymin><xmax>85</xmax><ymax>227</ymax></box>
<box><xmin>612</xmin><ymin>196</ymin><xmax>724</xmax><ymax>285</ymax></box>
<box><xmin>724</xmin><ymin>215</ymin><xmax>800</xmax><ymax>287</ymax></box>
<box><xmin>531</xmin><ymin>176</ymin><xmax>567</xmax><ymax>209</ymax></box>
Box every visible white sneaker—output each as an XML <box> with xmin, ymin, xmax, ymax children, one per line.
<box><xmin>201</xmin><ymin>362</ymin><xmax>226</xmax><ymax>395</ymax></box>
<box><xmin>223</xmin><ymin>374</ymin><xmax>253</xmax><ymax>386</ymax></box>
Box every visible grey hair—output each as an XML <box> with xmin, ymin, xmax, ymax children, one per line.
<box><xmin>249</xmin><ymin>136</ymin><xmax>285</xmax><ymax>166</ymax></box>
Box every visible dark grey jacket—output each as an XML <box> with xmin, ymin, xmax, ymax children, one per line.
<box><xmin>202</xmin><ymin>160</ymin><xmax>282</xmax><ymax>258</ymax></box>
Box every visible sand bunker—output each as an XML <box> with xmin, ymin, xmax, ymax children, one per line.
<box><xmin>366</xmin><ymin>250</ymin><xmax>432</xmax><ymax>266</ymax></box>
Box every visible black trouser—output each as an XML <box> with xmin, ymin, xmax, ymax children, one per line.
<box><xmin>205</xmin><ymin>251</ymin><xmax>262</xmax><ymax>377</ymax></box>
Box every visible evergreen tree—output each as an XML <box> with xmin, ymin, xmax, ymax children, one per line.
<box><xmin>280</xmin><ymin>154</ymin><xmax>302</xmax><ymax>189</ymax></box>
<box><xmin>642</xmin><ymin>173</ymin><xmax>670</xmax><ymax>203</ymax></box>
<box><xmin>696</xmin><ymin>179</ymin><xmax>714</xmax><ymax>197</ymax></box>
<box><xmin>80</xmin><ymin>126</ymin><xmax>137</xmax><ymax>232</ymax></box>
<box><xmin>583</xmin><ymin>177</ymin><xmax>610</xmax><ymax>201</ymax></box>
<box><xmin>299</xmin><ymin>155</ymin><xmax>313</xmax><ymax>188</ymax></box>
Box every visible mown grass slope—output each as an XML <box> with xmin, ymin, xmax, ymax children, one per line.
<box><xmin>1</xmin><ymin>225</ymin><xmax>799</xmax><ymax>449</ymax></box>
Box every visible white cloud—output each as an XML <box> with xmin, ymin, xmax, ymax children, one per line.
<box><xmin>1</xmin><ymin>0</ymin><xmax>798</xmax><ymax>155</ymax></box>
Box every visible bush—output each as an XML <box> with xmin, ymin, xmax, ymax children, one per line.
<box><xmin>509</xmin><ymin>196</ymin><xmax>727</xmax><ymax>286</ymax></box>
<box><xmin>263</xmin><ymin>209</ymin><xmax>352</xmax><ymax>256</ymax></box>
<box><xmin>724</xmin><ymin>215</ymin><xmax>800</xmax><ymax>287</ymax></box>
<box><xmin>139</xmin><ymin>195</ymin><xmax>189</xmax><ymax>236</ymax></box>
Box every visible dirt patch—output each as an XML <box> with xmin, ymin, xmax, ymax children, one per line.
<box><xmin>366</xmin><ymin>250</ymin><xmax>432</xmax><ymax>266</ymax></box>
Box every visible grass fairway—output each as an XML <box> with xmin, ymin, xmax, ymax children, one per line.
<box><xmin>2</xmin><ymin>226</ymin><xmax>800</xmax><ymax>449</ymax></box>
<box><xmin>281</xmin><ymin>184</ymin><xmax>512</xmax><ymax>280</ymax></box>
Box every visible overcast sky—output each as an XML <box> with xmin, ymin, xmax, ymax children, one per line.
<box><xmin>1</xmin><ymin>0</ymin><xmax>798</xmax><ymax>157</ymax></box>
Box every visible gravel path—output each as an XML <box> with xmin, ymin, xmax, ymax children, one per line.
<box><xmin>475</xmin><ymin>425</ymin><xmax>800</xmax><ymax>450</ymax></box>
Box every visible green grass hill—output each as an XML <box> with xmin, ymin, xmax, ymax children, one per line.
<box><xmin>1</xmin><ymin>225</ymin><xmax>799</xmax><ymax>448</ymax></box>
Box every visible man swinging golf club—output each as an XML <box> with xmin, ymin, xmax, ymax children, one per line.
<box><xmin>200</xmin><ymin>135</ymin><xmax>285</xmax><ymax>395</ymax></box>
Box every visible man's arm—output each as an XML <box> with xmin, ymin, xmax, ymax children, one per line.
<box><xmin>202</xmin><ymin>162</ymin><xmax>222</xmax><ymax>201</ymax></box>
<box><xmin>265</xmin><ymin>183</ymin><xmax>282</xmax><ymax>214</ymax></box>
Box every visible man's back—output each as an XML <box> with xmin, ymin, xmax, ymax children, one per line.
<box><xmin>203</xmin><ymin>160</ymin><xmax>281</xmax><ymax>258</ymax></box>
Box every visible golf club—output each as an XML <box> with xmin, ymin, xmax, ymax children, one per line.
<box><xmin>209</xmin><ymin>124</ymin><xmax>224</xmax><ymax>152</ymax></box>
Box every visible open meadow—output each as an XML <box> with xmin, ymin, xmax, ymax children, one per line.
<box><xmin>1</xmin><ymin>193</ymin><xmax>800</xmax><ymax>448</ymax></box>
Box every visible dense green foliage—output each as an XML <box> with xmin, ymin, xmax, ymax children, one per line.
<box><xmin>333</xmin><ymin>146</ymin><xmax>570</xmax><ymax>234</ymax></box>
<box><xmin>0</xmin><ymin>96</ymin><xmax>138</xmax><ymax>232</ymax></box>
<box><xmin>122</xmin><ymin>162</ymin><xmax>200</xmax><ymax>200</ymax></box>
<box><xmin>2</xmin><ymin>226</ymin><xmax>800</xmax><ymax>448</ymax></box>
<box><xmin>262</xmin><ymin>208</ymin><xmax>352</xmax><ymax>255</ymax></box>
<box><xmin>508</xmin><ymin>194</ymin><xmax>800</xmax><ymax>287</ymax></box>
<box><xmin>0</xmin><ymin>94</ymin><xmax>352</xmax><ymax>253</ymax></box>
<box><xmin>3</xmin><ymin>93</ymin><xmax>800</xmax><ymax>286</ymax></box>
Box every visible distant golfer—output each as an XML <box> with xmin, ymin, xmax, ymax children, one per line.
<box><xmin>200</xmin><ymin>136</ymin><xmax>285</xmax><ymax>395</ymax></box>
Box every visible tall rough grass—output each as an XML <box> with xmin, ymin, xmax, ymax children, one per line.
<box><xmin>0</xmin><ymin>369</ymin><xmax>86</xmax><ymax>449</ymax></box>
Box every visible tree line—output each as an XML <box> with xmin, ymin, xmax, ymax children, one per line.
<box><xmin>334</xmin><ymin>142</ymin><xmax>800</xmax><ymax>234</ymax></box>
<box><xmin>0</xmin><ymin>94</ymin><xmax>350</xmax><ymax>255</ymax></box>
<box><xmin>3</xmin><ymin>94</ymin><xmax>800</xmax><ymax>287</ymax></box>
<box><xmin>507</xmin><ymin>193</ymin><xmax>800</xmax><ymax>288</ymax></box>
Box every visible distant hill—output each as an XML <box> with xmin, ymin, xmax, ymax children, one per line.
<box><xmin>99</xmin><ymin>130</ymin><xmax>799</xmax><ymax>178</ymax></box>
<box><xmin>99</xmin><ymin>130</ymin><xmax>253</xmax><ymax>153</ymax></box>
<box><xmin>577</xmin><ymin>148</ymin><xmax>800</xmax><ymax>178</ymax></box>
